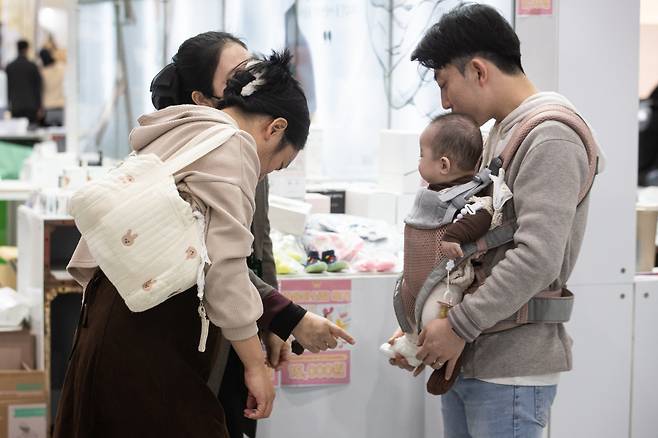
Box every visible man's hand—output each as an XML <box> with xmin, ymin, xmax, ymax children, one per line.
<box><xmin>263</xmin><ymin>332</ymin><xmax>290</xmax><ymax>370</ymax></box>
<box><xmin>416</xmin><ymin>318</ymin><xmax>466</xmax><ymax>380</ymax></box>
<box><xmin>440</xmin><ymin>241</ymin><xmax>464</xmax><ymax>260</ymax></box>
<box><xmin>292</xmin><ymin>312</ymin><xmax>355</xmax><ymax>353</ymax></box>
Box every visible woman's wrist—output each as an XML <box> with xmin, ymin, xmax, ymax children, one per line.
<box><xmin>231</xmin><ymin>334</ymin><xmax>266</xmax><ymax>370</ymax></box>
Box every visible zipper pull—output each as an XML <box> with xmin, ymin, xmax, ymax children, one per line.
<box><xmin>198</xmin><ymin>303</ymin><xmax>209</xmax><ymax>352</ymax></box>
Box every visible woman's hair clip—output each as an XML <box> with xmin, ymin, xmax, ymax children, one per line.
<box><xmin>240</xmin><ymin>59</ymin><xmax>266</xmax><ymax>97</ymax></box>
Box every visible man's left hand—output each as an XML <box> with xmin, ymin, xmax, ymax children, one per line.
<box><xmin>416</xmin><ymin>318</ymin><xmax>466</xmax><ymax>380</ymax></box>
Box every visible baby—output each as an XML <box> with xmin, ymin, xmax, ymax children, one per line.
<box><xmin>381</xmin><ymin>113</ymin><xmax>494</xmax><ymax>368</ymax></box>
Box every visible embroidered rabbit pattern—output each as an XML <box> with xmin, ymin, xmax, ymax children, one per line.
<box><xmin>186</xmin><ymin>247</ymin><xmax>198</xmax><ymax>260</ymax></box>
<box><xmin>118</xmin><ymin>174</ymin><xmax>135</xmax><ymax>184</ymax></box>
<box><xmin>121</xmin><ymin>230</ymin><xmax>138</xmax><ymax>246</ymax></box>
<box><xmin>142</xmin><ymin>279</ymin><xmax>156</xmax><ymax>291</ymax></box>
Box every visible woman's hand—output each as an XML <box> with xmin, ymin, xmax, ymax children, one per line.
<box><xmin>291</xmin><ymin>312</ymin><xmax>355</xmax><ymax>353</ymax></box>
<box><xmin>231</xmin><ymin>335</ymin><xmax>275</xmax><ymax>419</ymax></box>
<box><xmin>243</xmin><ymin>363</ymin><xmax>275</xmax><ymax>419</ymax></box>
<box><xmin>263</xmin><ymin>331</ymin><xmax>290</xmax><ymax>370</ymax></box>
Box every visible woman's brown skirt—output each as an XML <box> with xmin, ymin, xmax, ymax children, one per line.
<box><xmin>53</xmin><ymin>270</ymin><xmax>228</xmax><ymax>437</ymax></box>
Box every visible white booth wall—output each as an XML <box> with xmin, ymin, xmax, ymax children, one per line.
<box><xmin>514</xmin><ymin>1</ymin><xmax>639</xmax><ymax>437</ymax></box>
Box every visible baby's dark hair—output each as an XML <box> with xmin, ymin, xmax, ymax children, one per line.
<box><xmin>217</xmin><ymin>49</ymin><xmax>310</xmax><ymax>151</ymax></box>
<box><xmin>426</xmin><ymin>113</ymin><xmax>482</xmax><ymax>171</ymax></box>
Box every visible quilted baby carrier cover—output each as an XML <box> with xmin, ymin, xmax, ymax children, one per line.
<box><xmin>69</xmin><ymin>126</ymin><xmax>237</xmax><ymax>348</ymax></box>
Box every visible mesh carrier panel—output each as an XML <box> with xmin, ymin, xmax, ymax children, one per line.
<box><xmin>401</xmin><ymin>224</ymin><xmax>449</xmax><ymax>326</ymax></box>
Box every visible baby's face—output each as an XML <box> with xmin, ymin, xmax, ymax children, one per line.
<box><xmin>418</xmin><ymin>143</ymin><xmax>444</xmax><ymax>185</ymax></box>
<box><xmin>418</xmin><ymin>128</ymin><xmax>453</xmax><ymax>185</ymax></box>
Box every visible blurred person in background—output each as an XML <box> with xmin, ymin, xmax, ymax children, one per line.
<box><xmin>39</xmin><ymin>47</ymin><xmax>65</xmax><ymax>126</ymax></box>
<box><xmin>6</xmin><ymin>40</ymin><xmax>42</xmax><ymax>124</ymax></box>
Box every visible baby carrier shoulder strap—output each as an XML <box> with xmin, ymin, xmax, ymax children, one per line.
<box><xmin>497</xmin><ymin>103</ymin><xmax>600</xmax><ymax>205</ymax></box>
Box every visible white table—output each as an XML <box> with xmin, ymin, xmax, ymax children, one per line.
<box><xmin>257</xmin><ymin>273</ymin><xmax>430</xmax><ymax>438</ymax></box>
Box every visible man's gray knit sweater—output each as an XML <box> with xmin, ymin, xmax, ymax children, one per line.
<box><xmin>448</xmin><ymin>92</ymin><xmax>602</xmax><ymax>379</ymax></box>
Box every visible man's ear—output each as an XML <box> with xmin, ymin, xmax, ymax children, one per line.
<box><xmin>439</xmin><ymin>157</ymin><xmax>452</xmax><ymax>174</ymax></box>
<box><xmin>470</xmin><ymin>58</ymin><xmax>488</xmax><ymax>86</ymax></box>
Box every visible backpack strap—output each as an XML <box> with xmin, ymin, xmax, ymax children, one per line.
<box><xmin>162</xmin><ymin>126</ymin><xmax>238</xmax><ymax>175</ymax></box>
<box><xmin>496</xmin><ymin>103</ymin><xmax>600</xmax><ymax>205</ymax></box>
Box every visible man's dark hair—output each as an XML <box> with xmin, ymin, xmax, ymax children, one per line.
<box><xmin>411</xmin><ymin>4</ymin><xmax>523</xmax><ymax>75</ymax></box>
<box><xmin>427</xmin><ymin>113</ymin><xmax>482</xmax><ymax>171</ymax></box>
<box><xmin>17</xmin><ymin>40</ymin><xmax>29</xmax><ymax>54</ymax></box>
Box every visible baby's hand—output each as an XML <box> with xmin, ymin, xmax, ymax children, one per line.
<box><xmin>440</xmin><ymin>241</ymin><xmax>464</xmax><ymax>260</ymax></box>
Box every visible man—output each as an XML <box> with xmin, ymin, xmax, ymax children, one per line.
<box><xmin>6</xmin><ymin>40</ymin><xmax>42</xmax><ymax>124</ymax></box>
<box><xmin>390</xmin><ymin>4</ymin><xmax>601</xmax><ymax>437</ymax></box>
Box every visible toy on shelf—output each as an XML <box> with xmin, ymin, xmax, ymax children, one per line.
<box><xmin>304</xmin><ymin>251</ymin><xmax>328</xmax><ymax>274</ymax></box>
<box><xmin>321</xmin><ymin>250</ymin><xmax>349</xmax><ymax>273</ymax></box>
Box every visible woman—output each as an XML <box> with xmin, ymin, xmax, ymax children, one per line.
<box><xmin>149</xmin><ymin>32</ymin><xmax>355</xmax><ymax>438</ymax></box>
<box><xmin>55</xmin><ymin>50</ymin><xmax>309</xmax><ymax>437</ymax></box>
<box><xmin>39</xmin><ymin>47</ymin><xmax>65</xmax><ymax>126</ymax></box>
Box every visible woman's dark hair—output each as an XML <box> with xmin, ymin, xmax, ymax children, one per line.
<box><xmin>39</xmin><ymin>49</ymin><xmax>54</xmax><ymax>67</ymax></box>
<box><xmin>150</xmin><ymin>31</ymin><xmax>246</xmax><ymax>110</ymax></box>
<box><xmin>411</xmin><ymin>4</ymin><xmax>523</xmax><ymax>75</ymax></box>
<box><xmin>217</xmin><ymin>49</ymin><xmax>310</xmax><ymax>152</ymax></box>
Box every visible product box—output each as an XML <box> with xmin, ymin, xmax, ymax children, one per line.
<box><xmin>0</xmin><ymin>371</ymin><xmax>45</xmax><ymax>398</ymax></box>
<box><xmin>0</xmin><ymin>399</ymin><xmax>47</xmax><ymax>438</ymax></box>
<box><xmin>379</xmin><ymin>130</ymin><xmax>420</xmax><ymax>175</ymax></box>
<box><xmin>268</xmin><ymin>196</ymin><xmax>312</xmax><ymax>236</ymax></box>
<box><xmin>304</xmin><ymin>193</ymin><xmax>331</xmax><ymax>215</ymax></box>
<box><xmin>268</xmin><ymin>150</ymin><xmax>306</xmax><ymax>200</ymax></box>
<box><xmin>378</xmin><ymin>170</ymin><xmax>424</xmax><ymax>194</ymax></box>
<box><xmin>0</xmin><ymin>331</ymin><xmax>36</xmax><ymax>370</ymax></box>
<box><xmin>306</xmin><ymin>189</ymin><xmax>345</xmax><ymax>214</ymax></box>
<box><xmin>0</xmin><ymin>370</ymin><xmax>48</xmax><ymax>437</ymax></box>
<box><xmin>345</xmin><ymin>187</ymin><xmax>397</xmax><ymax>225</ymax></box>
<box><xmin>378</xmin><ymin>130</ymin><xmax>424</xmax><ymax>194</ymax></box>
<box><xmin>0</xmin><ymin>248</ymin><xmax>17</xmax><ymax>291</ymax></box>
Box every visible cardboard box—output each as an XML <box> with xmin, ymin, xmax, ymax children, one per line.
<box><xmin>0</xmin><ymin>248</ymin><xmax>17</xmax><ymax>291</ymax></box>
<box><xmin>0</xmin><ymin>398</ymin><xmax>47</xmax><ymax>438</ymax></box>
<box><xmin>0</xmin><ymin>371</ymin><xmax>45</xmax><ymax>398</ymax></box>
<box><xmin>0</xmin><ymin>331</ymin><xmax>36</xmax><ymax>370</ymax></box>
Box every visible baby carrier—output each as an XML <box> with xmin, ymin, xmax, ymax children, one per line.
<box><xmin>393</xmin><ymin>104</ymin><xmax>600</xmax><ymax>338</ymax></box>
